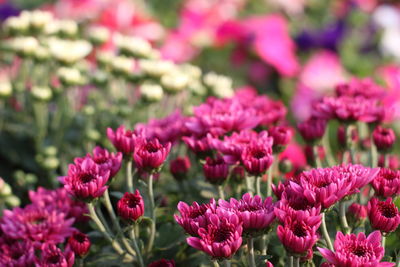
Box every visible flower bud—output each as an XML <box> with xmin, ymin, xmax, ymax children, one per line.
<box><xmin>373</xmin><ymin>126</ymin><xmax>396</xmax><ymax>152</ymax></box>
<box><xmin>203</xmin><ymin>156</ymin><xmax>229</xmax><ymax>184</ymax></box>
<box><xmin>279</xmin><ymin>159</ymin><xmax>293</xmax><ymax>174</ymax></box>
<box><xmin>41</xmin><ymin>157</ymin><xmax>60</xmax><ymax>170</ymax></box>
<box><xmin>29</xmin><ymin>10</ymin><xmax>53</xmax><ymax>31</ymax></box>
<box><xmin>86</xmin><ymin>129</ymin><xmax>101</xmax><ymax>142</ymax></box>
<box><xmin>68</xmin><ymin>231</ymin><xmax>91</xmax><ymax>257</ymax></box>
<box><xmin>4</xmin><ymin>16</ymin><xmax>29</xmax><ymax>35</ymax></box>
<box><xmin>204</xmin><ymin>72</ymin><xmax>234</xmax><ymax>98</ymax></box>
<box><xmin>170</xmin><ymin>157</ymin><xmax>191</xmax><ymax>181</ymax></box>
<box><xmin>269</xmin><ymin>126</ymin><xmax>292</xmax><ymax>152</ymax></box>
<box><xmin>117</xmin><ymin>190</ymin><xmax>145</xmax><ymax>222</ymax></box>
<box><xmin>5</xmin><ymin>195</ymin><xmax>20</xmax><ymax>207</ymax></box>
<box><xmin>48</xmin><ymin>38</ymin><xmax>92</xmax><ymax>65</ymax></box>
<box><xmin>298</xmin><ymin>117</ymin><xmax>327</xmax><ymax>143</ymax></box>
<box><xmin>111</xmin><ymin>56</ymin><xmax>134</xmax><ymax>77</ymax></box>
<box><xmin>0</xmin><ymin>182</ymin><xmax>12</xmax><ymax>197</ymax></box>
<box><xmin>148</xmin><ymin>259</ymin><xmax>175</xmax><ymax>267</ymax></box>
<box><xmin>11</xmin><ymin>37</ymin><xmax>39</xmax><ymax>57</ymax></box>
<box><xmin>347</xmin><ymin>203</ymin><xmax>367</xmax><ymax>225</ymax></box>
<box><xmin>58</xmin><ymin>19</ymin><xmax>78</xmax><ymax>37</ymax></box>
<box><xmin>140</xmin><ymin>83</ymin><xmax>164</xmax><ymax>102</ymax></box>
<box><xmin>31</xmin><ymin>86</ymin><xmax>52</xmax><ymax>101</ymax></box>
<box><xmin>368</xmin><ymin>197</ymin><xmax>400</xmax><ymax>234</ymax></box>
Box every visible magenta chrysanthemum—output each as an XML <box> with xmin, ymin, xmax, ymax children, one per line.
<box><xmin>203</xmin><ymin>156</ymin><xmax>229</xmax><ymax>184</ymax></box>
<box><xmin>133</xmin><ymin>138</ymin><xmax>171</xmax><ymax>172</ymax></box>
<box><xmin>117</xmin><ymin>190</ymin><xmax>145</xmax><ymax>222</ymax></box>
<box><xmin>68</xmin><ymin>231</ymin><xmax>91</xmax><ymax>257</ymax></box>
<box><xmin>0</xmin><ymin>240</ymin><xmax>36</xmax><ymax>267</ymax></box>
<box><xmin>38</xmin><ymin>243</ymin><xmax>75</xmax><ymax>267</ymax></box>
<box><xmin>368</xmin><ymin>198</ymin><xmax>400</xmax><ymax>234</ymax></box>
<box><xmin>371</xmin><ymin>168</ymin><xmax>400</xmax><ymax>197</ymax></box>
<box><xmin>107</xmin><ymin>125</ymin><xmax>138</xmax><ymax>156</ymax></box>
<box><xmin>241</xmin><ymin>141</ymin><xmax>274</xmax><ymax>176</ymax></box>
<box><xmin>318</xmin><ymin>231</ymin><xmax>393</xmax><ymax>267</ymax></box>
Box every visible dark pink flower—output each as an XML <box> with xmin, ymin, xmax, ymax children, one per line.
<box><xmin>266</xmin><ymin>261</ymin><xmax>274</xmax><ymax>267</ymax></box>
<box><xmin>148</xmin><ymin>259</ymin><xmax>176</xmax><ymax>267</ymax></box>
<box><xmin>38</xmin><ymin>243</ymin><xmax>74</xmax><ymax>267</ymax></box>
<box><xmin>0</xmin><ymin>240</ymin><xmax>36</xmax><ymax>267</ymax></box>
<box><xmin>68</xmin><ymin>231</ymin><xmax>91</xmax><ymax>257</ymax></box>
<box><xmin>186</xmin><ymin>211</ymin><xmax>242</xmax><ymax>259</ymax></box>
<box><xmin>335</xmin><ymin>78</ymin><xmax>385</xmax><ymax>100</ymax></box>
<box><xmin>76</xmin><ymin>146</ymin><xmax>122</xmax><ymax>178</ymax></box>
<box><xmin>61</xmin><ymin>157</ymin><xmax>110</xmax><ymax>201</ymax></box>
<box><xmin>133</xmin><ymin>138</ymin><xmax>171</xmax><ymax>172</ymax></box>
<box><xmin>107</xmin><ymin>125</ymin><xmax>137</xmax><ymax>156</ymax></box>
<box><xmin>170</xmin><ymin>156</ymin><xmax>191</xmax><ymax>181</ymax></box>
<box><xmin>373</xmin><ymin>126</ymin><xmax>396</xmax><ymax>151</ymax></box>
<box><xmin>29</xmin><ymin>187</ymin><xmax>88</xmax><ymax>222</ymax></box>
<box><xmin>277</xmin><ymin>215</ymin><xmax>320</xmax><ymax>255</ymax></box>
<box><xmin>203</xmin><ymin>156</ymin><xmax>229</xmax><ymax>184</ymax></box>
<box><xmin>241</xmin><ymin>141</ymin><xmax>274</xmax><ymax>176</ymax></box>
<box><xmin>268</xmin><ymin>126</ymin><xmax>292</xmax><ymax>151</ymax></box>
<box><xmin>371</xmin><ymin>168</ymin><xmax>400</xmax><ymax>197</ymax></box>
<box><xmin>219</xmin><ymin>193</ymin><xmax>275</xmax><ymax>235</ymax></box>
<box><xmin>0</xmin><ymin>204</ymin><xmax>74</xmax><ymax>247</ymax></box>
<box><xmin>334</xmin><ymin>164</ymin><xmax>380</xmax><ymax>195</ymax></box>
<box><xmin>117</xmin><ymin>190</ymin><xmax>145</xmax><ymax>222</ymax></box>
<box><xmin>368</xmin><ymin>198</ymin><xmax>400</xmax><ymax>234</ymax></box>
<box><xmin>182</xmin><ymin>134</ymin><xmax>213</xmax><ymax>156</ymax></box>
<box><xmin>298</xmin><ymin>117</ymin><xmax>327</xmax><ymax>143</ymax></box>
<box><xmin>318</xmin><ymin>231</ymin><xmax>393</xmax><ymax>267</ymax></box>
<box><xmin>175</xmin><ymin>200</ymin><xmax>217</xmax><ymax>236</ymax></box>
<box><xmin>347</xmin><ymin>203</ymin><xmax>367</xmax><ymax>221</ymax></box>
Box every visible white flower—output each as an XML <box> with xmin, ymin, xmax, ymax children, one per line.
<box><xmin>204</xmin><ymin>72</ymin><xmax>234</xmax><ymax>98</ymax></box>
<box><xmin>31</xmin><ymin>86</ymin><xmax>52</xmax><ymax>101</ymax></box>
<box><xmin>10</xmin><ymin>37</ymin><xmax>39</xmax><ymax>56</ymax></box>
<box><xmin>88</xmin><ymin>26</ymin><xmax>110</xmax><ymax>44</ymax></box>
<box><xmin>48</xmin><ymin>38</ymin><xmax>92</xmax><ymax>64</ymax></box>
<box><xmin>0</xmin><ymin>80</ymin><xmax>12</xmax><ymax>97</ymax></box>
<box><xmin>140</xmin><ymin>83</ymin><xmax>164</xmax><ymax>102</ymax></box>
<box><xmin>28</xmin><ymin>10</ymin><xmax>54</xmax><ymax>29</ymax></box>
<box><xmin>161</xmin><ymin>71</ymin><xmax>189</xmax><ymax>93</ymax></box>
<box><xmin>57</xmin><ymin>67</ymin><xmax>85</xmax><ymax>86</ymax></box>
<box><xmin>139</xmin><ymin>59</ymin><xmax>175</xmax><ymax>77</ymax></box>
<box><xmin>3</xmin><ymin>16</ymin><xmax>29</xmax><ymax>33</ymax></box>
<box><xmin>111</xmin><ymin>56</ymin><xmax>135</xmax><ymax>75</ymax></box>
<box><xmin>115</xmin><ymin>34</ymin><xmax>153</xmax><ymax>58</ymax></box>
<box><xmin>380</xmin><ymin>28</ymin><xmax>400</xmax><ymax>61</ymax></box>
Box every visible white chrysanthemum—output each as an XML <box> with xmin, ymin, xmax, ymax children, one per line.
<box><xmin>204</xmin><ymin>72</ymin><xmax>234</xmax><ymax>98</ymax></box>
<box><xmin>115</xmin><ymin>34</ymin><xmax>153</xmax><ymax>58</ymax></box>
<box><xmin>140</xmin><ymin>83</ymin><xmax>164</xmax><ymax>102</ymax></box>
<box><xmin>139</xmin><ymin>59</ymin><xmax>176</xmax><ymax>77</ymax></box>
<box><xmin>10</xmin><ymin>37</ymin><xmax>39</xmax><ymax>56</ymax></box>
<box><xmin>31</xmin><ymin>86</ymin><xmax>52</xmax><ymax>101</ymax></box>
<box><xmin>88</xmin><ymin>26</ymin><xmax>110</xmax><ymax>44</ymax></box>
<box><xmin>111</xmin><ymin>56</ymin><xmax>135</xmax><ymax>75</ymax></box>
<box><xmin>57</xmin><ymin>67</ymin><xmax>85</xmax><ymax>86</ymax></box>
<box><xmin>28</xmin><ymin>10</ymin><xmax>54</xmax><ymax>29</ymax></box>
<box><xmin>180</xmin><ymin>64</ymin><xmax>202</xmax><ymax>80</ymax></box>
<box><xmin>161</xmin><ymin>71</ymin><xmax>189</xmax><ymax>93</ymax></box>
<box><xmin>0</xmin><ymin>80</ymin><xmax>12</xmax><ymax>97</ymax></box>
<box><xmin>3</xmin><ymin>16</ymin><xmax>29</xmax><ymax>33</ymax></box>
<box><xmin>48</xmin><ymin>38</ymin><xmax>92</xmax><ymax>64</ymax></box>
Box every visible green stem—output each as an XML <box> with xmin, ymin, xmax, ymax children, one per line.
<box><xmin>217</xmin><ymin>185</ymin><xmax>225</xmax><ymax>200</ymax></box>
<box><xmin>126</xmin><ymin>160</ymin><xmax>133</xmax><ymax>193</ymax></box>
<box><xmin>289</xmin><ymin>256</ymin><xmax>294</xmax><ymax>267</ymax></box>
<box><xmin>103</xmin><ymin>189</ymin><xmax>120</xmax><ymax>231</ymax></box>
<box><xmin>382</xmin><ymin>236</ymin><xmax>386</xmax><ymax>249</ymax></box>
<box><xmin>223</xmin><ymin>259</ymin><xmax>231</xmax><ymax>267</ymax></box>
<box><xmin>212</xmin><ymin>261</ymin><xmax>220</xmax><ymax>267</ymax></box>
<box><xmin>396</xmin><ymin>252</ymin><xmax>400</xmax><ymax>267</ymax></box>
<box><xmin>321</xmin><ymin>212</ymin><xmax>334</xmax><ymax>251</ymax></box>
<box><xmin>146</xmin><ymin>173</ymin><xmax>156</xmax><ymax>254</ymax></box>
<box><xmin>323</xmin><ymin>126</ymin><xmax>336</xmax><ymax>166</ymax></box>
<box><xmin>313</xmin><ymin>145</ymin><xmax>322</xmax><ymax>168</ymax></box>
<box><xmin>96</xmin><ymin>205</ymin><xmax>112</xmax><ymax>234</ymax></box>
<box><xmin>266</xmin><ymin>167</ymin><xmax>273</xmax><ymax>197</ymax></box>
<box><xmin>345</xmin><ymin>124</ymin><xmax>356</xmax><ymax>164</ymax></box>
<box><xmin>260</xmin><ymin>234</ymin><xmax>268</xmax><ymax>255</ymax></box>
<box><xmin>294</xmin><ymin>256</ymin><xmax>300</xmax><ymax>267</ymax></box>
<box><xmin>245</xmin><ymin>175</ymin><xmax>254</xmax><ymax>196</ymax></box>
<box><xmin>130</xmin><ymin>225</ymin><xmax>145</xmax><ymax>267</ymax></box>
<box><xmin>255</xmin><ymin>175</ymin><xmax>262</xmax><ymax>197</ymax></box>
<box><xmin>87</xmin><ymin>202</ymin><xmax>127</xmax><ymax>257</ymax></box>
<box><xmin>370</xmin><ymin>137</ymin><xmax>378</xmax><ymax>168</ymax></box>
<box><xmin>339</xmin><ymin>201</ymin><xmax>350</xmax><ymax>234</ymax></box>
<box><xmin>247</xmin><ymin>238</ymin><xmax>256</xmax><ymax>267</ymax></box>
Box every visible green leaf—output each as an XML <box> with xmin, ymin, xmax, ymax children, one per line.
<box><xmin>155</xmin><ymin>223</ymin><xmax>185</xmax><ymax>250</ymax></box>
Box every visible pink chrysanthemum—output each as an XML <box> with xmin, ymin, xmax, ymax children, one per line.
<box><xmin>133</xmin><ymin>138</ymin><xmax>171</xmax><ymax>172</ymax></box>
<box><xmin>117</xmin><ymin>190</ymin><xmax>145</xmax><ymax>222</ymax></box>
<box><xmin>38</xmin><ymin>243</ymin><xmax>75</xmax><ymax>267</ymax></box>
<box><xmin>107</xmin><ymin>125</ymin><xmax>138</xmax><ymax>156</ymax></box>
<box><xmin>241</xmin><ymin>141</ymin><xmax>274</xmax><ymax>176</ymax></box>
<box><xmin>371</xmin><ymin>168</ymin><xmax>400</xmax><ymax>197</ymax></box>
<box><xmin>318</xmin><ymin>231</ymin><xmax>394</xmax><ymax>267</ymax></box>
<box><xmin>0</xmin><ymin>240</ymin><xmax>36</xmax><ymax>267</ymax></box>
<box><xmin>203</xmin><ymin>156</ymin><xmax>229</xmax><ymax>184</ymax></box>
<box><xmin>368</xmin><ymin>198</ymin><xmax>400</xmax><ymax>234</ymax></box>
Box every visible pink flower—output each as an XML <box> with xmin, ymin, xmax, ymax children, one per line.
<box><xmin>38</xmin><ymin>243</ymin><xmax>75</xmax><ymax>267</ymax></box>
<box><xmin>266</xmin><ymin>260</ymin><xmax>274</xmax><ymax>267</ymax></box>
<box><xmin>371</xmin><ymin>168</ymin><xmax>400</xmax><ymax>197</ymax></box>
<box><xmin>277</xmin><ymin>215</ymin><xmax>320</xmax><ymax>254</ymax></box>
<box><xmin>186</xmin><ymin>211</ymin><xmax>243</xmax><ymax>259</ymax></box>
<box><xmin>148</xmin><ymin>259</ymin><xmax>176</xmax><ymax>267</ymax></box>
<box><xmin>182</xmin><ymin>134</ymin><xmax>213</xmax><ymax>156</ymax></box>
<box><xmin>0</xmin><ymin>240</ymin><xmax>36</xmax><ymax>266</ymax></box>
<box><xmin>203</xmin><ymin>156</ymin><xmax>229</xmax><ymax>185</ymax></box>
<box><xmin>133</xmin><ymin>138</ymin><xmax>171</xmax><ymax>172</ymax></box>
<box><xmin>335</xmin><ymin>78</ymin><xmax>385</xmax><ymax>100</ymax></box>
<box><xmin>368</xmin><ymin>198</ymin><xmax>400</xmax><ymax>234</ymax></box>
<box><xmin>117</xmin><ymin>190</ymin><xmax>145</xmax><ymax>222</ymax></box>
<box><xmin>373</xmin><ymin>126</ymin><xmax>396</xmax><ymax>151</ymax></box>
<box><xmin>0</xmin><ymin>204</ymin><xmax>74</xmax><ymax>247</ymax></box>
<box><xmin>175</xmin><ymin>200</ymin><xmax>216</xmax><ymax>237</ymax></box>
<box><xmin>241</xmin><ymin>141</ymin><xmax>274</xmax><ymax>176</ymax></box>
<box><xmin>29</xmin><ymin>187</ymin><xmax>88</xmax><ymax>222</ymax></box>
<box><xmin>170</xmin><ymin>156</ymin><xmax>191</xmax><ymax>181</ymax></box>
<box><xmin>107</xmin><ymin>125</ymin><xmax>137</xmax><ymax>156</ymax></box>
<box><xmin>318</xmin><ymin>231</ymin><xmax>393</xmax><ymax>267</ymax></box>
<box><xmin>75</xmin><ymin>146</ymin><xmax>122</xmax><ymax>179</ymax></box>
<box><xmin>268</xmin><ymin>126</ymin><xmax>292</xmax><ymax>151</ymax></box>
<box><xmin>219</xmin><ymin>193</ymin><xmax>275</xmax><ymax>235</ymax></box>
<box><xmin>61</xmin><ymin>157</ymin><xmax>110</xmax><ymax>201</ymax></box>
<box><xmin>68</xmin><ymin>231</ymin><xmax>91</xmax><ymax>257</ymax></box>
<box><xmin>298</xmin><ymin>117</ymin><xmax>327</xmax><ymax>143</ymax></box>
<box><xmin>348</xmin><ymin>203</ymin><xmax>367</xmax><ymax>221</ymax></box>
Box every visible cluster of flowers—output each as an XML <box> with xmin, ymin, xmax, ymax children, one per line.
<box><xmin>0</xmin><ymin>187</ymin><xmax>90</xmax><ymax>266</ymax></box>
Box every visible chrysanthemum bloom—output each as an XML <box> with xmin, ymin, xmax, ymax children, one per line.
<box><xmin>77</xmin><ymin>146</ymin><xmax>122</xmax><ymax>178</ymax></box>
<box><xmin>333</xmin><ymin>164</ymin><xmax>380</xmax><ymax>195</ymax></box>
<box><xmin>274</xmin><ymin>190</ymin><xmax>321</xmax><ymax>223</ymax></box>
<box><xmin>61</xmin><ymin>157</ymin><xmax>110</xmax><ymax>201</ymax></box>
<box><xmin>298</xmin><ymin>117</ymin><xmax>327</xmax><ymax>143</ymax></box>
<box><xmin>268</xmin><ymin>126</ymin><xmax>292</xmax><ymax>152</ymax></box>
<box><xmin>318</xmin><ymin>231</ymin><xmax>394</xmax><ymax>267</ymax></box>
<box><xmin>68</xmin><ymin>231</ymin><xmax>91</xmax><ymax>257</ymax></box>
<box><xmin>182</xmin><ymin>134</ymin><xmax>213</xmax><ymax>156</ymax></box>
<box><xmin>0</xmin><ymin>240</ymin><xmax>36</xmax><ymax>266</ymax></box>
<box><xmin>335</xmin><ymin>78</ymin><xmax>385</xmax><ymax>100</ymax></box>
<box><xmin>266</xmin><ymin>261</ymin><xmax>274</xmax><ymax>267</ymax></box>
<box><xmin>133</xmin><ymin>138</ymin><xmax>171</xmax><ymax>172</ymax></box>
<box><xmin>187</xmin><ymin>212</ymin><xmax>243</xmax><ymax>259</ymax></box>
<box><xmin>371</xmin><ymin>168</ymin><xmax>400</xmax><ymax>197</ymax></box>
<box><xmin>117</xmin><ymin>190</ymin><xmax>145</xmax><ymax>222</ymax></box>
<box><xmin>170</xmin><ymin>156</ymin><xmax>191</xmax><ymax>181</ymax></box>
<box><xmin>203</xmin><ymin>156</ymin><xmax>229</xmax><ymax>184</ymax></box>
<box><xmin>211</xmin><ymin>130</ymin><xmax>272</xmax><ymax>164</ymax></box>
<box><xmin>0</xmin><ymin>204</ymin><xmax>74</xmax><ymax>247</ymax></box>
<box><xmin>148</xmin><ymin>259</ymin><xmax>176</xmax><ymax>267</ymax></box>
<box><xmin>241</xmin><ymin>141</ymin><xmax>274</xmax><ymax>176</ymax></box>
<box><xmin>368</xmin><ymin>198</ymin><xmax>400</xmax><ymax>234</ymax></box>
<box><xmin>373</xmin><ymin>126</ymin><xmax>396</xmax><ymax>152</ymax></box>
<box><xmin>347</xmin><ymin>203</ymin><xmax>367</xmax><ymax>223</ymax></box>
<box><xmin>175</xmin><ymin>200</ymin><xmax>217</xmax><ymax>237</ymax></box>
<box><xmin>277</xmin><ymin>216</ymin><xmax>320</xmax><ymax>255</ymax></box>
<box><xmin>219</xmin><ymin>193</ymin><xmax>275</xmax><ymax>236</ymax></box>
<box><xmin>29</xmin><ymin>187</ymin><xmax>88</xmax><ymax>222</ymax></box>
<box><xmin>38</xmin><ymin>244</ymin><xmax>75</xmax><ymax>267</ymax></box>
<box><xmin>107</xmin><ymin>125</ymin><xmax>137</xmax><ymax>156</ymax></box>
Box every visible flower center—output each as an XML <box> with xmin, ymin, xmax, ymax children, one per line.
<box><xmin>93</xmin><ymin>156</ymin><xmax>107</xmax><ymax>164</ymax></box>
<box><xmin>80</xmin><ymin>173</ymin><xmax>95</xmax><ymax>183</ymax></box>
<box><xmin>145</xmin><ymin>142</ymin><xmax>161</xmax><ymax>153</ymax></box>
<box><xmin>74</xmin><ymin>233</ymin><xmax>87</xmax><ymax>243</ymax></box>
<box><xmin>47</xmin><ymin>254</ymin><xmax>61</xmax><ymax>264</ymax></box>
<box><xmin>352</xmin><ymin>245</ymin><xmax>367</xmax><ymax>257</ymax></box>
<box><xmin>126</xmin><ymin>196</ymin><xmax>141</xmax><ymax>209</ymax></box>
<box><xmin>378</xmin><ymin>203</ymin><xmax>397</xmax><ymax>218</ymax></box>
<box><xmin>251</xmin><ymin>149</ymin><xmax>266</xmax><ymax>159</ymax></box>
<box><xmin>188</xmin><ymin>205</ymin><xmax>208</xmax><ymax>219</ymax></box>
<box><xmin>293</xmin><ymin>223</ymin><xmax>308</xmax><ymax>237</ymax></box>
<box><xmin>214</xmin><ymin>225</ymin><xmax>231</xmax><ymax>242</ymax></box>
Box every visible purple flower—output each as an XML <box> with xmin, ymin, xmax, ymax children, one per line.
<box><xmin>170</xmin><ymin>156</ymin><xmax>191</xmax><ymax>181</ymax></box>
<box><xmin>148</xmin><ymin>259</ymin><xmax>176</xmax><ymax>267</ymax></box>
<box><xmin>241</xmin><ymin>141</ymin><xmax>274</xmax><ymax>176</ymax></box>
<box><xmin>0</xmin><ymin>240</ymin><xmax>36</xmax><ymax>267</ymax></box>
<box><xmin>318</xmin><ymin>231</ymin><xmax>393</xmax><ymax>267</ymax></box>
<box><xmin>298</xmin><ymin>117</ymin><xmax>327</xmax><ymax>143</ymax></box>
<box><xmin>373</xmin><ymin>126</ymin><xmax>396</xmax><ymax>152</ymax></box>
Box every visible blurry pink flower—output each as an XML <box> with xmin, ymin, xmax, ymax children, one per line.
<box><xmin>379</xmin><ymin>65</ymin><xmax>400</xmax><ymax>120</ymax></box>
<box><xmin>107</xmin><ymin>125</ymin><xmax>137</xmax><ymax>156</ymax></box>
<box><xmin>0</xmin><ymin>240</ymin><xmax>36</xmax><ymax>266</ymax></box>
<box><xmin>68</xmin><ymin>231</ymin><xmax>91</xmax><ymax>257</ymax></box>
<box><xmin>368</xmin><ymin>198</ymin><xmax>400</xmax><ymax>234</ymax></box>
<box><xmin>175</xmin><ymin>199</ymin><xmax>217</xmax><ymax>237</ymax></box>
<box><xmin>43</xmin><ymin>0</ymin><xmax>104</xmax><ymax>20</ymax></box>
<box><xmin>268</xmin><ymin>126</ymin><xmax>292</xmax><ymax>150</ymax></box>
<box><xmin>187</xmin><ymin>212</ymin><xmax>243</xmax><ymax>259</ymax></box>
<box><xmin>133</xmin><ymin>138</ymin><xmax>171</xmax><ymax>172</ymax></box>
<box><xmin>117</xmin><ymin>190</ymin><xmax>145</xmax><ymax>222</ymax></box>
<box><xmin>373</xmin><ymin>126</ymin><xmax>396</xmax><ymax>151</ymax></box>
<box><xmin>291</xmin><ymin>83</ymin><xmax>320</xmax><ymax>122</ymax></box>
<box><xmin>267</xmin><ymin>0</ymin><xmax>307</xmax><ymax>15</ymax></box>
<box><xmin>38</xmin><ymin>243</ymin><xmax>74</xmax><ymax>267</ymax></box>
<box><xmin>371</xmin><ymin>168</ymin><xmax>400</xmax><ymax>197</ymax></box>
<box><xmin>203</xmin><ymin>156</ymin><xmax>229</xmax><ymax>184</ymax></box>
<box><xmin>161</xmin><ymin>32</ymin><xmax>199</xmax><ymax>63</ymax></box>
<box><xmin>219</xmin><ymin>193</ymin><xmax>275</xmax><ymax>235</ymax></box>
<box><xmin>170</xmin><ymin>156</ymin><xmax>191</xmax><ymax>181</ymax></box>
<box><xmin>300</xmin><ymin>50</ymin><xmax>346</xmax><ymax>93</ymax></box>
<box><xmin>348</xmin><ymin>203</ymin><xmax>367</xmax><ymax>221</ymax></box>
<box><xmin>148</xmin><ymin>259</ymin><xmax>176</xmax><ymax>267</ymax></box>
<box><xmin>318</xmin><ymin>231</ymin><xmax>393</xmax><ymax>267</ymax></box>
<box><xmin>182</xmin><ymin>134</ymin><xmax>213</xmax><ymax>156</ymax></box>
<box><xmin>335</xmin><ymin>78</ymin><xmax>385</xmax><ymax>100</ymax></box>
<box><xmin>298</xmin><ymin>117</ymin><xmax>327</xmax><ymax>143</ymax></box>
<box><xmin>61</xmin><ymin>157</ymin><xmax>110</xmax><ymax>201</ymax></box>
<box><xmin>0</xmin><ymin>204</ymin><xmax>74</xmax><ymax>246</ymax></box>
<box><xmin>278</xmin><ymin>143</ymin><xmax>307</xmax><ymax>178</ymax></box>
